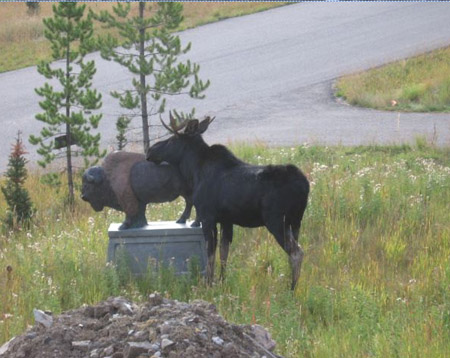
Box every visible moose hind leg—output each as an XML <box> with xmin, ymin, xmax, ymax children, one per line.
<box><xmin>219</xmin><ymin>223</ymin><xmax>233</xmax><ymax>281</ymax></box>
<box><xmin>202</xmin><ymin>221</ymin><xmax>218</xmax><ymax>285</ymax></box>
<box><xmin>265</xmin><ymin>217</ymin><xmax>304</xmax><ymax>290</ymax></box>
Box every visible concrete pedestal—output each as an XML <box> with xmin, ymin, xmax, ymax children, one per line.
<box><xmin>107</xmin><ymin>221</ymin><xmax>206</xmax><ymax>276</ymax></box>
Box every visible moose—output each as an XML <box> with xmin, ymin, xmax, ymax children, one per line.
<box><xmin>146</xmin><ymin>113</ymin><xmax>309</xmax><ymax>290</ymax></box>
<box><xmin>82</xmin><ymin>151</ymin><xmax>198</xmax><ymax>230</ymax></box>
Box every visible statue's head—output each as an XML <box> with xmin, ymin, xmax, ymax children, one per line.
<box><xmin>81</xmin><ymin>166</ymin><xmax>106</xmax><ymax>212</ymax></box>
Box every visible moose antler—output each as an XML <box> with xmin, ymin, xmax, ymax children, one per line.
<box><xmin>160</xmin><ymin>111</ymin><xmax>188</xmax><ymax>135</ymax></box>
<box><xmin>161</xmin><ymin>112</ymin><xmax>215</xmax><ymax>136</ymax></box>
<box><xmin>197</xmin><ymin>115</ymin><xmax>215</xmax><ymax>134</ymax></box>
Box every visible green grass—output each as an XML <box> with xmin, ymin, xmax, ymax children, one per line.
<box><xmin>1</xmin><ymin>142</ymin><xmax>449</xmax><ymax>357</ymax></box>
<box><xmin>336</xmin><ymin>46</ymin><xmax>450</xmax><ymax>112</ymax></box>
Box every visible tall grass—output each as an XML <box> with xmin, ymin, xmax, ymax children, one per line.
<box><xmin>336</xmin><ymin>46</ymin><xmax>450</xmax><ymax>112</ymax></box>
<box><xmin>0</xmin><ymin>2</ymin><xmax>285</xmax><ymax>73</ymax></box>
<box><xmin>1</xmin><ymin>143</ymin><xmax>449</xmax><ymax>357</ymax></box>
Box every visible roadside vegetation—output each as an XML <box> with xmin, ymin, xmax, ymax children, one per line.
<box><xmin>0</xmin><ymin>2</ymin><xmax>284</xmax><ymax>73</ymax></box>
<box><xmin>336</xmin><ymin>46</ymin><xmax>450</xmax><ymax>112</ymax></box>
<box><xmin>1</xmin><ymin>142</ymin><xmax>449</xmax><ymax>358</ymax></box>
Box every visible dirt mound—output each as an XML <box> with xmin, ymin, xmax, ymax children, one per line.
<box><xmin>0</xmin><ymin>294</ymin><xmax>282</xmax><ymax>358</ymax></box>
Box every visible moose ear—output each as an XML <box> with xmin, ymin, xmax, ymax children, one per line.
<box><xmin>198</xmin><ymin>116</ymin><xmax>215</xmax><ymax>134</ymax></box>
<box><xmin>184</xmin><ymin>119</ymin><xmax>199</xmax><ymax>135</ymax></box>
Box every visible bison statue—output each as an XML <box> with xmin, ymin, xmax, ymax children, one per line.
<box><xmin>81</xmin><ymin>151</ymin><xmax>198</xmax><ymax>230</ymax></box>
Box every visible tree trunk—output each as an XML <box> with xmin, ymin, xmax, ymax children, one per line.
<box><xmin>65</xmin><ymin>38</ymin><xmax>74</xmax><ymax>206</ymax></box>
<box><xmin>139</xmin><ymin>1</ymin><xmax>150</xmax><ymax>153</ymax></box>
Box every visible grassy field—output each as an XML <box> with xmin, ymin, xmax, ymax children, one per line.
<box><xmin>0</xmin><ymin>2</ymin><xmax>284</xmax><ymax>73</ymax></box>
<box><xmin>1</xmin><ymin>142</ymin><xmax>449</xmax><ymax>357</ymax></box>
<box><xmin>336</xmin><ymin>46</ymin><xmax>450</xmax><ymax>112</ymax></box>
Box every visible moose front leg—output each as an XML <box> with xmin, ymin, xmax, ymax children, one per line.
<box><xmin>177</xmin><ymin>197</ymin><xmax>200</xmax><ymax>227</ymax></box>
<box><xmin>202</xmin><ymin>221</ymin><xmax>218</xmax><ymax>285</ymax></box>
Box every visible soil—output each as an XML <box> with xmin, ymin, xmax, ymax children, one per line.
<box><xmin>0</xmin><ymin>294</ymin><xmax>282</xmax><ymax>358</ymax></box>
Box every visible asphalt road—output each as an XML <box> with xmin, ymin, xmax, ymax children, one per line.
<box><xmin>1</xmin><ymin>2</ymin><xmax>449</xmax><ymax>172</ymax></box>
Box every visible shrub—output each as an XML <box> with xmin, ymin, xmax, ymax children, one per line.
<box><xmin>1</xmin><ymin>132</ymin><xmax>34</xmax><ymax>229</ymax></box>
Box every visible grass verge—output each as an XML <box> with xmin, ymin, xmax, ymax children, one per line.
<box><xmin>1</xmin><ymin>142</ymin><xmax>449</xmax><ymax>357</ymax></box>
<box><xmin>336</xmin><ymin>46</ymin><xmax>450</xmax><ymax>112</ymax></box>
<box><xmin>0</xmin><ymin>2</ymin><xmax>285</xmax><ymax>73</ymax></box>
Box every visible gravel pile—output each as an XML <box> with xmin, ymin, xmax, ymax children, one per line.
<box><xmin>0</xmin><ymin>294</ymin><xmax>282</xmax><ymax>358</ymax></box>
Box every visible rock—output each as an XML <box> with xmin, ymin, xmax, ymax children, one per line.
<box><xmin>25</xmin><ymin>332</ymin><xmax>37</xmax><ymax>340</ymax></box>
<box><xmin>104</xmin><ymin>345</ymin><xmax>115</xmax><ymax>356</ymax></box>
<box><xmin>212</xmin><ymin>336</ymin><xmax>224</xmax><ymax>346</ymax></box>
<box><xmin>84</xmin><ymin>304</ymin><xmax>111</xmax><ymax>319</ymax></box>
<box><xmin>161</xmin><ymin>338</ymin><xmax>175</xmax><ymax>350</ymax></box>
<box><xmin>250</xmin><ymin>324</ymin><xmax>276</xmax><ymax>352</ymax></box>
<box><xmin>71</xmin><ymin>340</ymin><xmax>90</xmax><ymax>351</ymax></box>
<box><xmin>223</xmin><ymin>342</ymin><xmax>239</xmax><ymax>358</ymax></box>
<box><xmin>132</xmin><ymin>331</ymin><xmax>147</xmax><ymax>341</ymax></box>
<box><xmin>33</xmin><ymin>309</ymin><xmax>53</xmax><ymax>328</ymax></box>
<box><xmin>123</xmin><ymin>341</ymin><xmax>152</xmax><ymax>358</ymax></box>
<box><xmin>160</xmin><ymin>322</ymin><xmax>172</xmax><ymax>335</ymax></box>
<box><xmin>148</xmin><ymin>293</ymin><xmax>163</xmax><ymax>306</ymax></box>
<box><xmin>112</xmin><ymin>297</ymin><xmax>134</xmax><ymax>315</ymax></box>
<box><xmin>149</xmin><ymin>343</ymin><xmax>160</xmax><ymax>352</ymax></box>
<box><xmin>0</xmin><ymin>337</ymin><xmax>15</xmax><ymax>355</ymax></box>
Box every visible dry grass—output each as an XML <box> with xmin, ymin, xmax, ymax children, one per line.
<box><xmin>336</xmin><ymin>46</ymin><xmax>450</xmax><ymax>112</ymax></box>
<box><xmin>0</xmin><ymin>2</ymin><xmax>284</xmax><ymax>73</ymax></box>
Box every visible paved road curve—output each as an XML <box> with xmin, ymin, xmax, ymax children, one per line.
<box><xmin>1</xmin><ymin>2</ymin><xmax>449</xmax><ymax>171</ymax></box>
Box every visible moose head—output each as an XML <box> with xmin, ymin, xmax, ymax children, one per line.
<box><xmin>146</xmin><ymin>112</ymin><xmax>215</xmax><ymax>165</ymax></box>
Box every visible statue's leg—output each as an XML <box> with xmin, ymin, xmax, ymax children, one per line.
<box><xmin>121</xmin><ymin>202</ymin><xmax>148</xmax><ymax>229</ymax></box>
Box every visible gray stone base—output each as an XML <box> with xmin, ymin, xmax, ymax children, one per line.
<box><xmin>107</xmin><ymin>221</ymin><xmax>206</xmax><ymax>276</ymax></box>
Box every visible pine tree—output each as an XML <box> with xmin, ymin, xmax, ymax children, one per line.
<box><xmin>29</xmin><ymin>2</ymin><xmax>105</xmax><ymax>205</ymax></box>
<box><xmin>93</xmin><ymin>2</ymin><xmax>209</xmax><ymax>152</ymax></box>
<box><xmin>1</xmin><ymin>132</ymin><xmax>34</xmax><ymax>229</ymax></box>
<box><xmin>116</xmin><ymin>115</ymin><xmax>131</xmax><ymax>150</ymax></box>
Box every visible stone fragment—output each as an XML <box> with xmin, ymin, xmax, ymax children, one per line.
<box><xmin>223</xmin><ymin>342</ymin><xmax>239</xmax><ymax>358</ymax></box>
<box><xmin>132</xmin><ymin>331</ymin><xmax>147</xmax><ymax>341</ymax></box>
<box><xmin>0</xmin><ymin>336</ymin><xmax>15</xmax><ymax>355</ymax></box>
<box><xmin>84</xmin><ymin>305</ymin><xmax>111</xmax><ymax>319</ymax></box>
<box><xmin>33</xmin><ymin>309</ymin><xmax>53</xmax><ymax>328</ymax></box>
<box><xmin>71</xmin><ymin>340</ymin><xmax>90</xmax><ymax>351</ymax></box>
<box><xmin>161</xmin><ymin>338</ymin><xmax>175</xmax><ymax>350</ymax></box>
<box><xmin>112</xmin><ymin>297</ymin><xmax>134</xmax><ymax>315</ymax></box>
<box><xmin>104</xmin><ymin>345</ymin><xmax>115</xmax><ymax>356</ymax></box>
<box><xmin>160</xmin><ymin>322</ymin><xmax>172</xmax><ymax>335</ymax></box>
<box><xmin>251</xmin><ymin>325</ymin><xmax>276</xmax><ymax>352</ymax></box>
<box><xmin>124</xmin><ymin>341</ymin><xmax>152</xmax><ymax>358</ymax></box>
<box><xmin>148</xmin><ymin>293</ymin><xmax>163</xmax><ymax>306</ymax></box>
<box><xmin>25</xmin><ymin>332</ymin><xmax>37</xmax><ymax>340</ymax></box>
<box><xmin>212</xmin><ymin>336</ymin><xmax>224</xmax><ymax>346</ymax></box>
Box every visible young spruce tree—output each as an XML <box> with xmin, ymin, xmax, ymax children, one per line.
<box><xmin>30</xmin><ymin>2</ymin><xmax>105</xmax><ymax>205</ymax></box>
<box><xmin>1</xmin><ymin>132</ymin><xmax>34</xmax><ymax>229</ymax></box>
<box><xmin>93</xmin><ymin>2</ymin><xmax>209</xmax><ymax>152</ymax></box>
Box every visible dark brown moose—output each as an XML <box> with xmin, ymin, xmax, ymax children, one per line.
<box><xmin>82</xmin><ymin>151</ymin><xmax>198</xmax><ymax>230</ymax></box>
<box><xmin>146</xmin><ymin>113</ymin><xmax>309</xmax><ymax>290</ymax></box>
